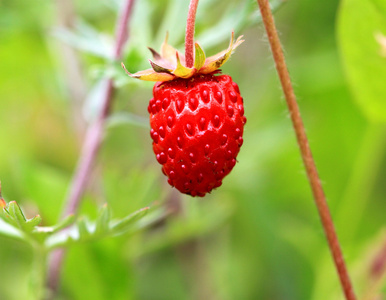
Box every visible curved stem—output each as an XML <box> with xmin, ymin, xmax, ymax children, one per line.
<box><xmin>184</xmin><ymin>0</ymin><xmax>199</xmax><ymax>68</ymax></box>
<box><xmin>62</xmin><ymin>0</ymin><xmax>135</xmax><ymax>218</ymax></box>
<box><xmin>256</xmin><ymin>0</ymin><xmax>356</xmax><ymax>299</ymax></box>
<box><xmin>46</xmin><ymin>0</ymin><xmax>136</xmax><ymax>295</ymax></box>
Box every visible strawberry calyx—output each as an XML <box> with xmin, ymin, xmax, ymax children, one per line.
<box><xmin>122</xmin><ymin>32</ymin><xmax>244</xmax><ymax>82</ymax></box>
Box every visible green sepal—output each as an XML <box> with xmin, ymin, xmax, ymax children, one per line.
<box><xmin>194</xmin><ymin>43</ymin><xmax>206</xmax><ymax>71</ymax></box>
<box><xmin>173</xmin><ymin>53</ymin><xmax>195</xmax><ymax>78</ymax></box>
<box><xmin>124</xmin><ymin>31</ymin><xmax>244</xmax><ymax>82</ymax></box>
<box><xmin>200</xmin><ymin>32</ymin><xmax>244</xmax><ymax>74</ymax></box>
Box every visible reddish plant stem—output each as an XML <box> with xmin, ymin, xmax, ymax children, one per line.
<box><xmin>63</xmin><ymin>0</ymin><xmax>134</xmax><ymax>218</ymax></box>
<box><xmin>256</xmin><ymin>1</ymin><xmax>356</xmax><ymax>300</ymax></box>
<box><xmin>184</xmin><ymin>0</ymin><xmax>199</xmax><ymax>68</ymax></box>
<box><xmin>46</xmin><ymin>0</ymin><xmax>136</xmax><ymax>295</ymax></box>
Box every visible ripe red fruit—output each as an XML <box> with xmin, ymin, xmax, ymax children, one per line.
<box><xmin>122</xmin><ymin>32</ymin><xmax>245</xmax><ymax>196</ymax></box>
<box><xmin>149</xmin><ymin>74</ymin><xmax>246</xmax><ymax>197</ymax></box>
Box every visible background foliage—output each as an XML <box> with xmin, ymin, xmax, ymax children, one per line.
<box><xmin>0</xmin><ymin>0</ymin><xmax>385</xmax><ymax>299</ymax></box>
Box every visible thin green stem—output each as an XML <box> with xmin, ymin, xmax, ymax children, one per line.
<box><xmin>184</xmin><ymin>0</ymin><xmax>199</xmax><ymax>68</ymax></box>
<box><xmin>30</xmin><ymin>243</ymin><xmax>48</xmax><ymax>300</ymax></box>
<box><xmin>256</xmin><ymin>0</ymin><xmax>356</xmax><ymax>299</ymax></box>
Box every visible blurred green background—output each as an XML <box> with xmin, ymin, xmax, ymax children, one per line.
<box><xmin>1</xmin><ymin>0</ymin><xmax>385</xmax><ymax>299</ymax></box>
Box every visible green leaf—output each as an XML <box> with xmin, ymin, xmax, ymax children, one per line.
<box><xmin>0</xmin><ymin>218</ymin><xmax>23</xmax><ymax>240</ymax></box>
<box><xmin>110</xmin><ymin>207</ymin><xmax>150</xmax><ymax>234</ymax></box>
<box><xmin>46</xmin><ymin>206</ymin><xmax>157</xmax><ymax>249</ymax></box>
<box><xmin>6</xmin><ymin>201</ymin><xmax>27</xmax><ymax>227</ymax></box>
<box><xmin>77</xmin><ymin>217</ymin><xmax>92</xmax><ymax>240</ymax></box>
<box><xmin>4</xmin><ymin>201</ymin><xmax>42</xmax><ymax>233</ymax></box>
<box><xmin>51</xmin><ymin>214</ymin><xmax>76</xmax><ymax>233</ymax></box>
<box><xmin>53</xmin><ymin>20</ymin><xmax>113</xmax><ymax>59</ymax></box>
<box><xmin>34</xmin><ymin>214</ymin><xmax>75</xmax><ymax>235</ymax></box>
<box><xmin>337</xmin><ymin>0</ymin><xmax>386</xmax><ymax>122</ymax></box>
<box><xmin>94</xmin><ymin>204</ymin><xmax>110</xmax><ymax>236</ymax></box>
<box><xmin>24</xmin><ymin>214</ymin><xmax>42</xmax><ymax>231</ymax></box>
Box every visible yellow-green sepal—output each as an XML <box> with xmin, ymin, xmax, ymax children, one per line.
<box><xmin>200</xmin><ymin>32</ymin><xmax>244</xmax><ymax>74</ymax></box>
<box><xmin>194</xmin><ymin>43</ymin><xmax>206</xmax><ymax>71</ymax></box>
<box><xmin>161</xmin><ymin>32</ymin><xmax>178</xmax><ymax>65</ymax></box>
<box><xmin>149</xmin><ymin>60</ymin><xmax>173</xmax><ymax>74</ymax></box>
<box><xmin>121</xmin><ymin>63</ymin><xmax>175</xmax><ymax>81</ymax></box>
<box><xmin>173</xmin><ymin>53</ymin><xmax>195</xmax><ymax>78</ymax></box>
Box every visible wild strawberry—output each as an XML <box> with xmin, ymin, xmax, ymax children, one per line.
<box><xmin>123</xmin><ymin>33</ymin><xmax>245</xmax><ymax>197</ymax></box>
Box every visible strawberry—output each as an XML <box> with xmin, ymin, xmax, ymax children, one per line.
<box><xmin>123</xmin><ymin>33</ymin><xmax>245</xmax><ymax>197</ymax></box>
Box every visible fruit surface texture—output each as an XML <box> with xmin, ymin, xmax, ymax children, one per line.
<box><xmin>149</xmin><ymin>73</ymin><xmax>246</xmax><ymax>197</ymax></box>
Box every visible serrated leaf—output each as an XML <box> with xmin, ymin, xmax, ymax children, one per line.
<box><xmin>0</xmin><ymin>218</ymin><xmax>24</xmax><ymax>240</ymax></box>
<box><xmin>194</xmin><ymin>43</ymin><xmax>206</xmax><ymax>71</ymax></box>
<box><xmin>111</xmin><ymin>207</ymin><xmax>150</xmax><ymax>234</ymax></box>
<box><xmin>6</xmin><ymin>201</ymin><xmax>27</xmax><ymax>227</ymax></box>
<box><xmin>34</xmin><ymin>214</ymin><xmax>76</xmax><ymax>235</ymax></box>
<box><xmin>77</xmin><ymin>218</ymin><xmax>91</xmax><ymax>240</ymax></box>
<box><xmin>24</xmin><ymin>214</ymin><xmax>42</xmax><ymax>231</ymax></box>
<box><xmin>53</xmin><ymin>20</ymin><xmax>113</xmax><ymax>59</ymax></box>
<box><xmin>1</xmin><ymin>201</ymin><xmax>42</xmax><ymax>233</ymax></box>
<box><xmin>337</xmin><ymin>0</ymin><xmax>386</xmax><ymax>122</ymax></box>
<box><xmin>53</xmin><ymin>214</ymin><xmax>76</xmax><ymax>233</ymax></box>
<box><xmin>94</xmin><ymin>204</ymin><xmax>110</xmax><ymax>235</ymax></box>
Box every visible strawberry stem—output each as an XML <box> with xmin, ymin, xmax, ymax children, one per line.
<box><xmin>256</xmin><ymin>0</ymin><xmax>357</xmax><ymax>299</ymax></box>
<box><xmin>185</xmin><ymin>0</ymin><xmax>199</xmax><ymax>68</ymax></box>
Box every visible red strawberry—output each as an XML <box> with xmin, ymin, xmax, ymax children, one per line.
<box><xmin>123</xmin><ymin>33</ymin><xmax>245</xmax><ymax>196</ymax></box>
<box><xmin>149</xmin><ymin>74</ymin><xmax>246</xmax><ymax>196</ymax></box>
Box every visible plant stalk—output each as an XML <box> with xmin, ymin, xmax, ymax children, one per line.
<box><xmin>184</xmin><ymin>0</ymin><xmax>199</xmax><ymax>68</ymax></box>
<box><xmin>31</xmin><ymin>243</ymin><xmax>48</xmax><ymax>300</ymax></box>
<box><xmin>256</xmin><ymin>0</ymin><xmax>356</xmax><ymax>299</ymax></box>
<box><xmin>46</xmin><ymin>0</ymin><xmax>136</xmax><ymax>295</ymax></box>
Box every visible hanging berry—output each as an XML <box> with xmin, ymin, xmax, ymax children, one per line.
<box><xmin>122</xmin><ymin>8</ymin><xmax>245</xmax><ymax>197</ymax></box>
